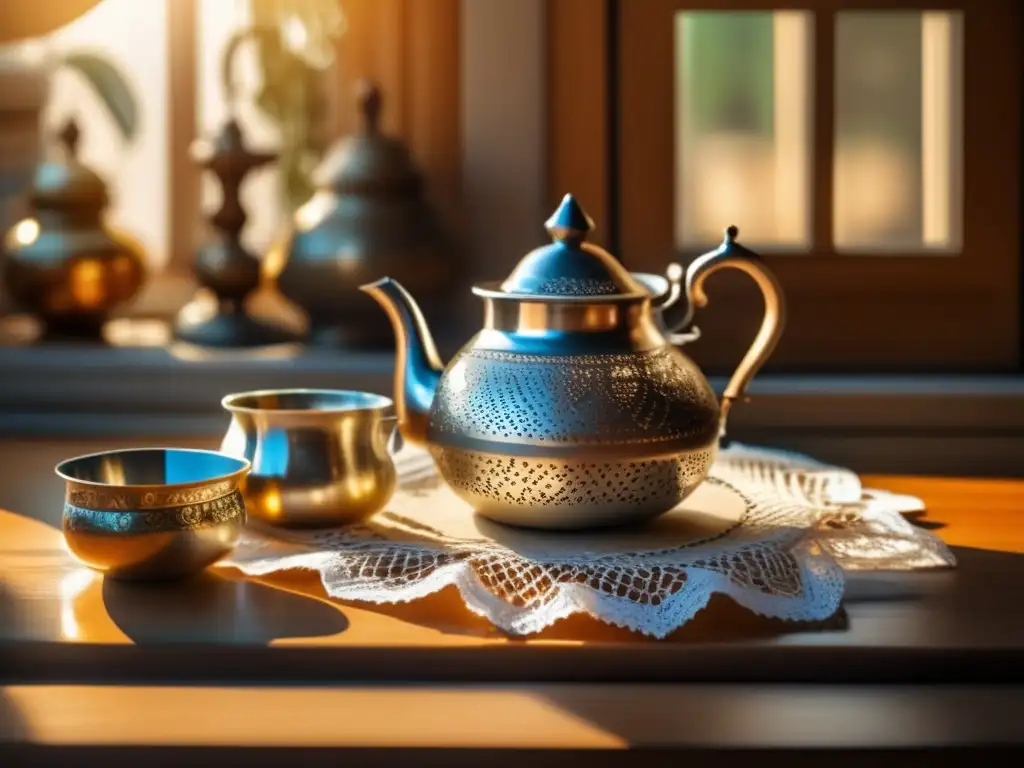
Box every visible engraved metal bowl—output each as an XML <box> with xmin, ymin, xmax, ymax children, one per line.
<box><xmin>55</xmin><ymin>448</ymin><xmax>250</xmax><ymax>581</ymax></box>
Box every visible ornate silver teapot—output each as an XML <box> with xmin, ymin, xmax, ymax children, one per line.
<box><xmin>361</xmin><ymin>195</ymin><xmax>784</xmax><ymax>530</ymax></box>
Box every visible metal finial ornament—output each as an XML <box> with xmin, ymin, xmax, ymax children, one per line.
<box><xmin>270</xmin><ymin>80</ymin><xmax>463</xmax><ymax>348</ymax></box>
<box><xmin>57</xmin><ymin>117</ymin><xmax>81</xmax><ymax>157</ymax></box>
<box><xmin>500</xmin><ymin>194</ymin><xmax>641</xmax><ymax>297</ymax></box>
<box><xmin>356</xmin><ymin>79</ymin><xmax>383</xmax><ymax>136</ymax></box>
<box><xmin>545</xmin><ymin>193</ymin><xmax>595</xmax><ymax>243</ymax></box>
<box><xmin>173</xmin><ymin>119</ymin><xmax>298</xmax><ymax>347</ymax></box>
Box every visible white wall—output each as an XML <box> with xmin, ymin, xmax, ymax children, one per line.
<box><xmin>44</xmin><ymin>0</ymin><xmax>168</xmax><ymax>267</ymax></box>
<box><xmin>44</xmin><ymin>0</ymin><xmax>289</xmax><ymax>268</ymax></box>
<box><xmin>38</xmin><ymin>0</ymin><xmax>546</xmax><ymax>273</ymax></box>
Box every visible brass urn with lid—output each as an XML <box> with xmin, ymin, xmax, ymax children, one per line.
<box><xmin>1</xmin><ymin>118</ymin><xmax>146</xmax><ymax>339</ymax></box>
<box><xmin>270</xmin><ymin>80</ymin><xmax>461</xmax><ymax>348</ymax></box>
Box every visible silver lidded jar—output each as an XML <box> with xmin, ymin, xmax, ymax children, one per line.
<box><xmin>361</xmin><ymin>194</ymin><xmax>786</xmax><ymax>530</ymax></box>
<box><xmin>269</xmin><ymin>80</ymin><xmax>461</xmax><ymax>348</ymax></box>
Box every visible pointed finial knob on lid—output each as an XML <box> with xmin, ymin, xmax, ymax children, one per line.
<box><xmin>714</xmin><ymin>224</ymin><xmax>761</xmax><ymax>260</ymax></box>
<box><xmin>217</xmin><ymin>118</ymin><xmax>245</xmax><ymax>152</ymax></box>
<box><xmin>57</xmin><ymin>117</ymin><xmax>81</xmax><ymax>158</ymax></box>
<box><xmin>500</xmin><ymin>191</ymin><xmax>643</xmax><ymax>296</ymax></box>
<box><xmin>356</xmin><ymin>79</ymin><xmax>383</xmax><ymax>136</ymax></box>
<box><xmin>545</xmin><ymin>193</ymin><xmax>595</xmax><ymax>244</ymax></box>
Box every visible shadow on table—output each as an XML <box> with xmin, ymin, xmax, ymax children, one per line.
<box><xmin>535</xmin><ymin>546</ymin><xmax>1024</xmax><ymax>745</ymax></box>
<box><xmin>101</xmin><ymin>571</ymin><xmax>349</xmax><ymax>645</ymax></box>
<box><xmin>0</xmin><ymin>582</ymin><xmax>21</xmax><ymax>639</ymax></box>
<box><xmin>917</xmin><ymin>545</ymin><xmax>1024</xmax><ymax>640</ymax></box>
<box><xmin>905</xmin><ymin>510</ymin><xmax>947</xmax><ymax>532</ymax></box>
<box><xmin>0</xmin><ymin>506</ymin><xmax>348</xmax><ymax>647</ymax></box>
<box><xmin>253</xmin><ymin>568</ymin><xmax>511</xmax><ymax>639</ymax></box>
<box><xmin>0</xmin><ymin>691</ymin><xmax>28</xmax><ymax>741</ymax></box>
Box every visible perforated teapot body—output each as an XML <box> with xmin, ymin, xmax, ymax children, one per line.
<box><xmin>361</xmin><ymin>195</ymin><xmax>785</xmax><ymax>530</ymax></box>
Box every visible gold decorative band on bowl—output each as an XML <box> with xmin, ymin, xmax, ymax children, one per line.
<box><xmin>64</xmin><ymin>479</ymin><xmax>240</xmax><ymax>511</ymax></box>
<box><xmin>63</xmin><ymin>490</ymin><xmax>245</xmax><ymax>535</ymax></box>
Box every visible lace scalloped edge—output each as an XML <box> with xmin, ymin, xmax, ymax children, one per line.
<box><xmin>249</xmin><ymin>540</ymin><xmax>846</xmax><ymax>639</ymax></box>
<box><xmin>221</xmin><ymin>443</ymin><xmax>946</xmax><ymax>637</ymax></box>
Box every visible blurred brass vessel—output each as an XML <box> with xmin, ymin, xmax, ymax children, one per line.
<box><xmin>269</xmin><ymin>81</ymin><xmax>461</xmax><ymax>348</ymax></box>
<box><xmin>220</xmin><ymin>389</ymin><xmax>400</xmax><ymax>528</ymax></box>
<box><xmin>56</xmin><ymin>448</ymin><xmax>250</xmax><ymax>581</ymax></box>
<box><xmin>1</xmin><ymin>119</ymin><xmax>146</xmax><ymax>339</ymax></box>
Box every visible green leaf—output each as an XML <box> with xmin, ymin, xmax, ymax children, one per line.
<box><xmin>60</xmin><ymin>51</ymin><xmax>139</xmax><ymax>142</ymax></box>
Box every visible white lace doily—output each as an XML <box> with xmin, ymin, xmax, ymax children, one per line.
<box><xmin>220</xmin><ymin>443</ymin><xmax>954</xmax><ymax>638</ymax></box>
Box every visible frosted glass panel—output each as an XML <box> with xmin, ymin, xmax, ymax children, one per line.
<box><xmin>39</xmin><ymin>0</ymin><xmax>168</xmax><ymax>267</ymax></box>
<box><xmin>675</xmin><ymin>12</ymin><xmax>812</xmax><ymax>250</ymax></box>
<box><xmin>198</xmin><ymin>0</ymin><xmax>283</xmax><ymax>255</ymax></box>
<box><xmin>833</xmin><ymin>12</ymin><xmax>963</xmax><ymax>252</ymax></box>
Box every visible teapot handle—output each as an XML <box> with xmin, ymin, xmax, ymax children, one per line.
<box><xmin>683</xmin><ymin>226</ymin><xmax>786</xmax><ymax>437</ymax></box>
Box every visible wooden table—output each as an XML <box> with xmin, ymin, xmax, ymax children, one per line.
<box><xmin>0</xmin><ymin>437</ymin><xmax>1022</xmax><ymax>765</ymax></box>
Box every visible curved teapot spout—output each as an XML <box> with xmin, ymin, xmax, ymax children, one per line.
<box><xmin>359</xmin><ymin>278</ymin><xmax>445</xmax><ymax>446</ymax></box>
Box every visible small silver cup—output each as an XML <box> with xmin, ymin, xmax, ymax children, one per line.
<box><xmin>220</xmin><ymin>389</ymin><xmax>400</xmax><ymax>528</ymax></box>
<box><xmin>56</xmin><ymin>447</ymin><xmax>250</xmax><ymax>581</ymax></box>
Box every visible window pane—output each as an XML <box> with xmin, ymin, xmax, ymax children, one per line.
<box><xmin>834</xmin><ymin>12</ymin><xmax>963</xmax><ymax>252</ymax></box>
<box><xmin>197</xmin><ymin>0</ymin><xmax>343</xmax><ymax>254</ymax></box>
<box><xmin>198</xmin><ymin>0</ymin><xmax>283</xmax><ymax>255</ymax></box>
<box><xmin>0</xmin><ymin>43</ymin><xmax>46</xmax><ymax>236</ymax></box>
<box><xmin>0</xmin><ymin>0</ymin><xmax>168</xmax><ymax>266</ymax></box>
<box><xmin>675</xmin><ymin>11</ymin><xmax>812</xmax><ymax>250</ymax></box>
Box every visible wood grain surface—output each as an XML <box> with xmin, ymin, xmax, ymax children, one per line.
<box><xmin>0</xmin><ymin>438</ymin><xmax>1022</xmax><ymax>759</ymax></box>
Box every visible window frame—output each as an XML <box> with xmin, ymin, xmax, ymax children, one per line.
<box><xmin>167</xmin><ymin>0</ymin><xmax>200</xmax><ymax>276</ymax></box>
<box><xmin>551</xmin><ymin>0</ymin><xmax>1021</xmax><ymax>373</ymax></box>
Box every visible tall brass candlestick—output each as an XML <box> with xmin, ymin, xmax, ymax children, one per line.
<box><xmin>173</xmin><ymin>119</ymin><xmax>297</xmax><ymax>347</ymax></box>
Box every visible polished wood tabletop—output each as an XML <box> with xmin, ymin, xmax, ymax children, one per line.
<box><xmin>1</xmin><ymin>437</ymin><xmax>1022</xmax><ymax>762</ymax></box>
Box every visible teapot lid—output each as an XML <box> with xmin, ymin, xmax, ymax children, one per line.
<box><xmin>499</xmin><ymin>194</ymin><xmax>646</xmax><ymax>298</ymax></box>
<box><xmin>313</xmin><ymin>80</ymin><xmax>421</xmax><ymax>197</ymax></box>
<box><xmin>30</xmin><ymin>118</ymin><xmax>109</xmax><ymax>210</ymax></box>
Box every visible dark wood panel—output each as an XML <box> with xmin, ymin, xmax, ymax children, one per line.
<box><xmin>547</xmin><ymin>0</ymin><xmax>610</xmax><ymax>245</ymax></box>
<box><xmin>166</xmin><ymin>0</ymin><xmax>200</xmax><ymax>273</ymax></box>
<box><xmin>616</xmin><ymin>0</ymin><xmax>1021</xmax><ymax>369</ymax></box>
<box><xmin>335</xmin><ymin>0</ymin><xmax>462</xmax><ymax>226</ymax></box>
